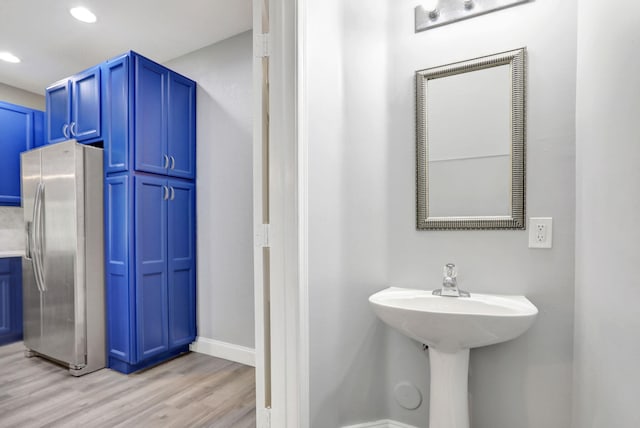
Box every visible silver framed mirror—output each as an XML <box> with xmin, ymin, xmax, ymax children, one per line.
<box><xmin>416</xmin><ymin>48</ymin><xmax>526</xmax><ymax>230</ymax></box>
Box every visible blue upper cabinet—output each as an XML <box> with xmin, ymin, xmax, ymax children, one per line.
<box><xmin>72</xmin><ymin>67</ymin><xmax>102</xmax><ymax>140</ymax></box>
<box><xmin>46</xmin><ymin>80</ymin><xmax>71</xmax><ymax>144</ymax></box>
<box><xmin>135</xmin><ymin>56</ymin><xmax>168</xmax><ymax>176</ymax></box>
<box><xmin>103</xmin><ymin>52</ymin><xmax>196</xmax><ymax>179</ymax></box>
<box><xmin>46</xmin><ymin>66</ymin><xmax>101</xmax><ymax>144</ymax></box>
<box><xmin>0</xmin><ymin>101</ymin><xmax>44</xmax><ymax>206</ymax></box>
<box><xmin>167</xmin><ymin>73</ymin><xmax>196</xmax><ymax>179</ymax></box>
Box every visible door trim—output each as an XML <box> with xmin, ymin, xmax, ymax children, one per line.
<box><xmin>253</xmin><ymin>0</ymin><xmax>310</xmax><ymax>427</ymax></box>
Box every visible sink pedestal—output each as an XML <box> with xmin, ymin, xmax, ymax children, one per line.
<box><xmin>428</xmin><ymin>348</ymin><xmax>470</xmax><ymax>428</ymax></box>
<box><xmin>369</xmin><ymin>287</ymin><xmax>539</xmax><ymax>428</ymax></box>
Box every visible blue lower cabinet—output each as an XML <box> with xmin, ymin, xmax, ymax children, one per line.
<box><xmin>105</xmin><ymin>173</ymin><xmax>196</xmax><ymax>373</ymax></box>
<box><xmin>0</xmin><ymin>258</ymin><xmax>23</xmax><ymax>346</ymax></box>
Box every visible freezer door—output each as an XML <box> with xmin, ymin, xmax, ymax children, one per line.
<box><xmin>39</xmin><ymin>141</ymin><xmax>86</xmax><ymax>367</ymax></box>
<box><xmin>21</xmin><ymin>149</ymin><xmax>42</xmax><ymax>352</ymax></box>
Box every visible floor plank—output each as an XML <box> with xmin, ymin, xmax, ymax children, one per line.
<box><xmin>0</xmin><ymin>342</ymin><xmax>256</xmax><ymax>428</ymax></box>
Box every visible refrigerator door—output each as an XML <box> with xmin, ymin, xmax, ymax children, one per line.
<box><xmin>21</xmin><ymin>149</ymin><xmax>43</xmax><ymax>352</ymax></box>
<box><xmin>39</xmin><ymin>141</ymin><xmax>86</xmax><ymax>367</ymax></box>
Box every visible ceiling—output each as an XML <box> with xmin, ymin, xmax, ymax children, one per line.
<box><xmin>0</xmin><ymin>0</ymin><xmax>252</xmax><ymax>95</ymax></box>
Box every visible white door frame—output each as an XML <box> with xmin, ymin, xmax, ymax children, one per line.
<box><xmin>253</xmin><ymin>0</ymin><xmax>309</xmax><ymax>427</ymax></box>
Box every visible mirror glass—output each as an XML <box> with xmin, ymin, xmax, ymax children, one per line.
<box><xmin>416</xmin><ymin>48</ymin><xmax>526</xmax><ymax>230</ymax></box>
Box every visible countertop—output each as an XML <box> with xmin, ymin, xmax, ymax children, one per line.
<box><xmin>0</xmin><ymin>250</ymin><xmax>24</xmax><ymax>258</ymax></box>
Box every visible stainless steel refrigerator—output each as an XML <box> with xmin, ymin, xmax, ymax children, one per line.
<box><xmin>21</xmin><ymin>140</ymin><xmax>105</xmax><ymax>376</ymax></box>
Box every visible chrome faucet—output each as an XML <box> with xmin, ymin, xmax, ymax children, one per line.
<box><xmin>433</xmin><ymin>263</ymin><xmax>470</xmax><ymax>297</ymax></box>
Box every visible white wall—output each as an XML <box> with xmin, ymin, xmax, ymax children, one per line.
<box><xmin>0</xmin><ymin>83</ymin><xmax>44</xmax><ymax>110</ymax></box>
<box><xmin>573</xmin><ymin>1</ymin><xmax>640</xmax><ymax>427</ymax></box>
<box><xmin>165</xmin><ymin>31</ymin><xmax>255</xmax><ymax>349</ymax></box>
<box><xmin>307</xmin><ymin>1</ymin><xmax>576</xmax><ymax>427</ymax></box>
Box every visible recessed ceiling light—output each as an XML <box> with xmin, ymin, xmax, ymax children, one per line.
<box><xmin>70</xmin><ymin>7</ymin><xmax>97</xmax><ymax>24</ymax></box>
<box><xmin>0</xmin><ymin>52</ymin><xmax>21</xmax><ymax>63</ymax></box>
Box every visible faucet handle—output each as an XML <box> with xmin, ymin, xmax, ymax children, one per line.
<box><xmin>444</xmin><ymin>263</ymin><xmax>457</xmax><ymax>279</ymax></box>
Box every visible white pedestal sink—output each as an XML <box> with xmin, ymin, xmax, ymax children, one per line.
<box><xmin>369</xmin><ymin>287</ymin><xmax>538</xmax><ymax>428</ymax></box>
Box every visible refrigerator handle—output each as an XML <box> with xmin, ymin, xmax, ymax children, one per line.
<box><xmin>25</xmin><ymin>221</ymin><xmax>32</xmax><ymax>260</ymax></box>
<box><xmin>32</xmin><ymin>182</ymin><xmax>44</xmax><ymax>293</ymax></box>
<box><xmin>37</xmin><ymin>183</ymin><xmax>47</xmax><ymax>291</ymax></box>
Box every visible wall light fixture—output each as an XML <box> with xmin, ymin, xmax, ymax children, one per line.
<box><xmin>415</xmin><ymin>0</ymin><xmax>530</xmax><ymax>32</ymax></box>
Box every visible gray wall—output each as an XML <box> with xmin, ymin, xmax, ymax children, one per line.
<box><xmin>0</xmin><ymin>82</ymin><xmax>45</xmax><ymax>110</ymax></box>
<box><xmin>0</xmin><ymin>207</ymin><xmax>23</xmax><ymax>254</ymax></box>
<box><xmin>573</xmin><ymin>1</ymin><xmax>640</xmax><ymax>427</ymax></box>
<box><xmin>308</xmin><ymin>0</ymin><xmax>576</xmax><ymax>427</ymax></box>
<box><xmin>165</xmin><ymin>31</ymin><xmax>255</xmax><ymax>348</ymax></box>
<box><xmin>387</xmin><ymin>1</ymin><xmax>576</xmax><ymax>427</ymax></box>
<box><xmin>308</xmin><ymin>0</ymin><xmax>391</xmax><ymax>426</ymax></box>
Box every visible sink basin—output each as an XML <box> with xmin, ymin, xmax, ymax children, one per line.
<box><xmin>369</xmin><ymin>287</ymin><xmax>538</xmax><ymax>352</ymax></box>
<box><xmin>369</xmin><ymin>287</ymin><xmax>538</xmax><ymax>428</ymax></box>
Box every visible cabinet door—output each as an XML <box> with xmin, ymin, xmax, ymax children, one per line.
<box><xmin>167</xmin><ymin>72</ymin><xmax>196</xmax><ymax>179</ymax></box>
<box><xmin>0</xmin><ymin>258</ymin><xmax>22</xmax><ymax>346</ymax></box>
<box><xmin>46</xmin><ymin>79</ymin><xmax>71</xmax><ymax>144</ymax></box>
<box><xmin>167</xmin><ymin>179</ymin><xmax>196</xmax><ymax>347</ymax></box>
<box><xmin>0</xmin><ymin>265</ymin><xmax>11</xmax><ymax>340</ymax></box>
<box><xmin>0</xmin><ymin>102</ymin><xmax>36</xmax><ymax>205</ymax></box>
<box><xmin>134</xmin><ymin>176</ymin><xmax>169</xmax><ymax>361</ymax></box>
<box><xmin>103</xmin><ymin>55</ymin><xmax>130</xmax><ymax>174</ymax></box>
<box><xmin>71</xmin><ymin>66</ymin><xmax>101</xmax><ymax>141</ymax></box>
<box><xmin>105</xmin><ymin>175</ymin><xmax>133</xmax><ymax>362</ymax></box>
<box><xmin>134</xmin><ymin>56</ymin><xmax>168</xmax><ymax>175</ymax></box>
<box><xmin>32</xmin><ymin>111</ymin><xmax>45</xmax><ymax>148</ymax></box>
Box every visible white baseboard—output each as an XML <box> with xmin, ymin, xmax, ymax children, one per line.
<box><xmin>342</xmin><ymin>420</ymin><xmax>420</xmax><ymax>428</ymax></box>
<box><xmin>189</xmin><ymin>336</ymin><xmax>255</xmax><ymax>367</ymax></box>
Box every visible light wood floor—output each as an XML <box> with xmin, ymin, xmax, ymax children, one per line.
<box><xmin>0</xmin><ymin>342</ymin><xmax>256</xmax><ymax>428</ymax></box>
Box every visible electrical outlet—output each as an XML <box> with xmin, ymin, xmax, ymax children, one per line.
<box><xmin>529</xmin><ymin>217</ymin><xmax>553</xmax><ymax>248</ymax></box>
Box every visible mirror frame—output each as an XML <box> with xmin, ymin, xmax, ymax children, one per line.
<box><xmin>416</xmin><ymin>48</ymin><xmax>526</xmax><ymax>230</ymax></box>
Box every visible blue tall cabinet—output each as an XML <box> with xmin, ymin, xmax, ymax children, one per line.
<box><xmin>102</xmin><ymin>52</ymin><xmax>196</xmax><ymax>373</ymax></box>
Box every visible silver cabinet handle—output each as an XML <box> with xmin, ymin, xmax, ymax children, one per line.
<box><xmin>169</xmin><ymin>186</ymin><xmax>175</xmax><ymax>201</ymax></box>
<box><xmin>170</xmin><ymin>156</ymin><xmax>175</xmax><ymax>170</ymax></box>
<box><xmin>163</xmin><ymin>185</ymin><xmax>169</xmax><ymax>200</ymax></box>
<box><xmin>163</xmin><ymin>154</ymin><xmax>170</xmax><ymax>169</ymax></box>
<box><xmin>70</xmin><ymin>122</ymin><xmax>77</xmax><ymax>136</ymax></box>
<box><xmin>62</xmin><ymin>124</ymin><xmax>70</xmax><ymax>139</ymax></box>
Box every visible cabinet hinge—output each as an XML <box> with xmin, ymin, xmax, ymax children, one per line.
<box><xmin>258</xmin><ymin>407</ymin><xmax>271</xmax><ymax>428</ymax></box>
<box><xmin>255</xmin><ymin>33</ymin><xmax>271</xmax><ymax>58</ymax></box>
<box><xmin>257</xmin><ymin>224</ymin><xmax>270</xmax><ymax>248</ymax></box>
